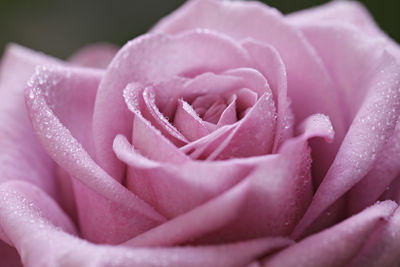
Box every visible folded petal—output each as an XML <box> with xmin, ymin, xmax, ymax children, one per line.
<box><xmin>25</xmin><ymin>66</ymin><xmax>165</xmax><ymax>243</ymax></box>
<box><xmin>265</xmin><ymin>201</ymin><xmax>398</xmax><ymax>267</ymax></box>
<box><xmin>92</xmin><ymin>30</ymin><xmax>250</xmax><ymax>181</ymax></box>
<box><xmin>293</xmin><ymin>51</ymin><xmax>400</xmax><ymax>239</ymax></box>
<box><xmin>349</xmin><ymin>122</ymin><xmax>400</xmax><ymax>215</ymax></box>
<box><xmin>197</xmin><ymin>113</ymin><xmax>334</xmax><ymax>243</ymax></box>
<box><xmin>114</xmin><ymin>134</ymin><xmax>253</xmax><ymax>218</ymax></box>
<box><xmin>123</xmin><ymin>83</ymin><xmax>190</xmax><ymax>163</ymax></box>
<box><xmin>0</xmin><ymin>181</ymin><xmax>289</xmax><ymax>267</ymax></box>
<box><xmin>207</xmin><ymin>92</ymin><xmax>276</xmax><ymax>160</ymax></box>
<box><xmin>68</xmin><ymin>43</ymin><xmax>119</xmax><ymax>69</ymax></box>
<box><xmin>0</xmin><ymin>44</ymin><xmax>61</xmax><ymax>197</ymax></box>
<box><xmin>174</xmin><ymin>99</ymin><xmax>210</xmax><ymax>141</ymax></box>
<box><xmin>290</xmin><ymin>22</ymin><xmax>388</xmax><ymax>122</ymax></box>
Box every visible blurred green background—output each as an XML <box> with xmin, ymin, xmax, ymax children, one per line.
<box><xmin>0</xmin><ymin>0</ymin><xmax>399</xmax><ymax>59</ymax></box>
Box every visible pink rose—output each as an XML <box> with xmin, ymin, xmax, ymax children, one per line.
<box><xmin>1</xmin><ymin>0</ymin><xmax>400</xmax><ymax>266</ymax></box>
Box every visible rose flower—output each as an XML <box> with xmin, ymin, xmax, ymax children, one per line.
<box><xmin>1</xmin><ymin>1</ymin><xmax>400</xmax><ymax>266</ymax></box>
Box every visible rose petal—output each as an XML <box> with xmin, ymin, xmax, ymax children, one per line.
<box><xmin>123</xmin><ymin>83</ymin><xmax>191</xmax><ymax>163</ymax></box>
<box><xmin>292</xmin><ymin>23</ymin><xmax>389</xmax><ymax>122</ymax></box>
<box><xmin>68</xmin><ymin>43</ymin><xmax>119</xmax><ymax>69</ymax></box>
<box><xmin>180</xmin><ymin>125</ymin><xmax>236</xmax><ymax>160</ymax></box>
<box><xmin>0</xmin><ymin>44</ymin><xmax>61</xmax><ymax>196</ymax></box>
<box><xmin>197</xmin><ymin>113</ymin><xmax>334</xmax><ymax>243</ymax></box>
<box><xmin>207</xmin><ymin>92</ymin><xmax>276</xmax><ymax>160</ymax></box>
<box><xmin>234</xmin><ymin>88</ymin><xmax>258</xmax><ymax>115</ymax></box>
<box><xmin>293</xmin><ymin>51</ymin><xmax>400</xmax><ymax>239</ymax></box>
<box><xmin>182</xmin><ymin>72</ymin><xmax>244</xmax><ymax>100</ymax></box>
<box><xmin>122</xmin><ymin>175</ymin><xmax>253</xmax><ymax>246</ymax></box>
<box><xmin>92</xmin><ymin>30</ymin><xmax>249</xmax><ymax>182</ymax></box>
<box><xmin>349</xmin><ymin>122</ymin><xmax>400</xmax><ymax>215</ymax></box>
<box><xmin>117</xmin><ymin>114</ymin><xmax>333</xmax><ymax>243</ymax></box>
<box><xmin>174</xmin><ymin>99</ymin><xmax>210</xmax><ymax>141</ymax></box>
<box><xmin>114</xmin><ymin>134</ymin><xmax>253</xmax><ymax>218</ymax></box>
<box><xmin>0</xmin><ymin>181</ymin><xmax>289</xmax><ymax>267</ymax></box>
<box><xmin>264</xmin><ymin>201</ymin><xmax>398</xmax><ymax>267</ymax></box>
<box><xmin>142</xmin><ymin>86</ymin><xmax>188</xmax><ymax>146</ymax></box>
<box><xmin>216</xmin><ymin>95</ymin><xmax>237</xmax><ymax>128</ymax></box>
<box><xmin>25</xmin><ymin>66</ymin><xmax>165</xmax><ymax>243</ymax></box>
<box><xmin>25</xmin><ymin>65</ymin><xmax>103</xmax><ymax>225</ymax></box>
<box><xmin>347</xmin><ymin>205</ymin><xmax>400</xmax><ymax>266</ymax></box>
<box><xmin>287</xmin><ymin>1</ymin><xmax>382</xmax><ymax>37</ymax></box>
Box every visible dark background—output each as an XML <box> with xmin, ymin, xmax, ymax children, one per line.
<box><xmin>0</xmin><ymin>0</ymin><xmax>399</xmax><ymax>59</ymax></box>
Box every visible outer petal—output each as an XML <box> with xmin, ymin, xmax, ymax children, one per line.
<box><xmin>92</xmin><ymin>30</ymin><xmax>250</xmax><ymax>182</ymax></box>
<box><xmin>264</xmin><ymin>201</ymin><xmax>398</xmax><ymax>267</ymax></box>
<box><xmin>293</xmin><ymin>51</ymin><xmax>400</xmax><ymax>239</ymax></box>
<box><xmin>349</xmin><ymin>122</ymin><xmax>400</xmax><ymax>215</ymax></box>
<box><xmin>347</xmin><ymin>205</ymin><xmax>400</xmax><ymax>267</ymax></box>
<box><xmin>68</xmin><ymin>43</ymin><xmax>119</xmax><ymax>69</ymax></box>
<box><xmin>25</xmin><ymin>66</ymin><xmax>165</xmax><ymax>243</ymax></box>
<box><xmin>114</xmin><ymin>134</ymin><xmax>253</xmax><ymax>218</ymax></box>
<box><xmin>0</xmin><ymin>44</ymin><xmax>61</xmax><ymax>195</ymax></box>
<box><xmin>0</xmin><ymin>181</ymin><xmax>290</xmax><ymax>267</ymax></box>
<box><xmin>287</xmin><ymin>1</ymin><xmax>382</xmax><ymax>37</ymax></box>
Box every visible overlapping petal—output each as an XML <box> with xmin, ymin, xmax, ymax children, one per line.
<box><xmin>115</xmin><ymin>114</ymin><xmax>333</xmax><ymax>244</ymax></box>
<box><xmin>265</xmin><ymin>201</ymin><xmax>398</xmax><ymax>267</ymax></box>
<box><xmin>92</xmin><ymin>30</ymin><xmax>250</xmax><ymax>182</ymax></box>
<box><xmin>25</xmin><ymin>66</ymin><xmax>165</xmax><ymax>243</ymax></box>
<box><xmin>0</xmin><ymin>44</ymin><xmax>61</xmax><ymax>195</ymax></box>
<box><xmin>293</xmin><ymin>51</ymin><xmax>400</xmax><ymax>238</ymax></box>
<box><xmin>0</xmin><ymin>181</ymin><xmax>290</xmax><ymax>267</ymax></box>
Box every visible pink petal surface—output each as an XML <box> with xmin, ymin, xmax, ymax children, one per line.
<box><xmin>92</xmin><ymin>30</ymin><xmax>250</xmax><ymax>182</ymax></box>
<box><xmin>25</xmin><ymin>66</ymin><xmax>165</xmax><ymax>243</ymax></box>
<box><xmin>265</xmin><ymin>201</ymin><xmax>398</xmax><ymax>267</ymax></box>
<box><xmin>0</xmin><ymin>44</ymin><xmax>61</xmax><ymax>196</ymax></box>
<box><xmin>207</xmin><ymin>92</ymin><xmax>276</xmax><ymax>160</ymax></box>
<box><xmin>123</xmin><ymin>83</ymin><xmax>191</xmax><ymax>164</ymax></box>
<box><xmin>349</xmin><ymin>122</ymin><xmax>400</xmax><ymax>215</ymax></box>
<box><xmin>174</xmin><ymin>99</ymin><xmax>210</xmax><ymax>141</ymax></box>
<box><xmin>198</xmin><ymin>114</ymin><xmax>334</xmax><ymax>243</ymax></box>
<box><xmin>347</xmin><ymin>205</ymin><xmax>400</xmax><ymax>267</ymax></box>
<box><xmin>0</xmin><ymin>181</ymin><xmax>290</xmax><ymax>267</ymax></box>
<box><xmin>287</xmin><ymin>1</ymin><xmax>382</xmax><ymax>37</ymax></box>
<box><xmin>181</xmin><ymin>125</ymin><xmax>236</xmax><ymax>160</ymax></box>
<box><xmin>293</xmin><ymin>51</ymin><xmax>400</xmax><ymax>239</ymax></box>
<box><xmin>291</xmin><ymin>22</ymin><xmax>389</xmax><ymax>123</ymax></box>
<box><xmin>68</xmin><ymin>43</ymin><xmax>119</xmax><ymax>69</ymax></box>
<box><xmin>290</xmin><ymin>18</ymin><xmax>400</xmax><ymax>217</ymax></box>
<box><xmin>114</xmin><ymin>134</ymin><xmax>253</xmax><ymax>218</ymax></box>
<box><xmin>141</xmin><ymin>86</ymin><xmax>188</xmax><ymax>146</ymax></box>
<box><xmin>216</xmin><ymin>95</ymin><xmax>237</xmax><ymax>128</ymax></box>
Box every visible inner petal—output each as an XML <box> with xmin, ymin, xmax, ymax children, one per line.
<box><xmin>174</xmin><ymin>99</ymin><xmax>210</xmax><ymax>142</ymax></box>
<box><xmin>202</xmin><ymin>98</ymin><xmax>227</xmax><ymax>124</ymax></box>
<box><xmin>217</xmin><ymin>95</ymin><xmax>238</xmax><ymax>128</ymax></box>
<box><xmin>142</xmin><ymin>86</ymin><xmax>189</xmax><ymax>146</ymax></box>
